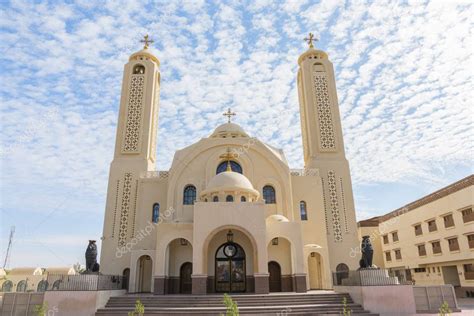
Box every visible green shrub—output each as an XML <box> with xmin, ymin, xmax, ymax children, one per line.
<box><xmin>34</xmin><ymin>302</ymin><xmax>48</xmax><ymax>316</ymax></box>
<box><xmin>222</xmin><ymin>293</ymin><xmax>239</xmax><ymax>316</ymax></box>
<box><xmin>128</xmin><ymin>299</ymin><xmax>145</xmax><ymax>316</ymax></box>
<box><xmin>342</xmin><ymin>296</ymin><xmax>351</xmax><ymax>316</ymax></box>
<box><xmin>438</xmin><ymin>301</ymin><xmax>451</xmax><ymax>316</ymax></box>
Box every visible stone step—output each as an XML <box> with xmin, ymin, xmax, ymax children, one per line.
<box><xmin>96</xmin><ymin>292</ymin><xmax>376</xmax><ymax>315</ymax></box>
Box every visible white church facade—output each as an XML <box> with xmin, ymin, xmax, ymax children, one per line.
<box><xmin>99</xmin><ymin>37</ymin><xmax>360</xmax><ymax>295</ymax></box>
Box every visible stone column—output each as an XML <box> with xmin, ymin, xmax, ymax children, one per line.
<box><xmin>254</xmin><ymin>273</ymin><xmax>269</xmax><ymax>294</ymax></box>
<box><xmin>192</xmin><ymin>274</ymin><xmax>207</xmax><ymax>294</ymax></box>
<box><xmin>293</xmin><ymin>273</ymin><xmax>307</xmax><ymax>292</ymax></box>
<box><xmin>153</xmin><ymin>276</ymin><xmax>166</xmax><ymax>295</ymax></box>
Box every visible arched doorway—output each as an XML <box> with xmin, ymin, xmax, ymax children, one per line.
<box><xmin>215</xmin><ymin>241</ymin><xmax>246</xmax><ymax>293</ymax></box>
<box><xmin>180</xmin><ymin>262</ymin><xmax>192</xmax><ymax>294</ymax></box>
<box><xmin>335</xmin><ymin>263</ymin><xmax>349</xmax><ymax>286</ymax></box>
<box><xmin>308</xmin><ymin>252</ymin><xmax>323</xmax><ymax>289</ymax></box>
<box><xmin>268</xmin><ymin>261</ymin><xmax>282</xmax><ymax>292</ymax></box>
<box><xmin>137</xmin><ymin>255</ymin><xmax>152</xmax><ymax>292</ymax></box>
<box><xmin>122</xmin><ymin>268</ymin><xmax>130</xmax><ymax>291</ymax></box>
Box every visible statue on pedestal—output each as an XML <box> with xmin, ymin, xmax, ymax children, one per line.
<box><xmin>359</xmin><ymin>235</ymin><xmax>374</xmax><ymax>269</ymax></box>
<box><xmin>85</xmin><ymin>240</ymin><xmax>100</xmax><ymax>273</ymax></box>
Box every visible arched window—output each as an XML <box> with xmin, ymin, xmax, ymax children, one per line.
<box><xmin>52</xmin><ymin>280</ymin><xmax>62</xmax><ymax>290</ymax></box>
<box><xmin>213</xmin><ymin>196</ymin><xmax>219</xmax><ymax>202</ymax></box>
<box><xmin>1</xmin><ymin>280</ymin><xmax>13</xmax><ymax>292</ymax></box>
<box><xmin>152</xmin><ymin>203</ymin><xmax>160</xmax><ymax>223</ymax></box>
<box><xmin>16</xmin><ymin>280</ymin><xmax>27</xmax><ymax>292</ymax></box>
<box><xmin>183</xmin><ymin>185</ymin><xmax>196</xmax><ymax>205</ymax></box>
<box><xmin>300</xmin><ymin>201</ymin><xmax>308</xmax><ymax>221</ymax></box>
<box><xmin>216</xmin><ymin>161</ymin><xmax>243</xmax><ymax>174</ymax></box>
<box><xmin>37</xmin><ymin>280</ymin><xmax>48</xmax><ymax>292</ymax></box>
<box><xmin>263</xmin><ymin>185</ymin><xmax>276</xmax><ymax>204</ymax></box>
<box><xmin>241</xmin><ymin>196</ymin><xmax>246</xmax><ymax>202</ymax></box>
<box><xmin>133</xmin><ymin>64</ymin><xmax>145</xmax><ymax>74</ymax></box>
<box><xmin>226</xmin><ymin>195</ymin><xmax>234</xmax><ymax>202</ymax></box>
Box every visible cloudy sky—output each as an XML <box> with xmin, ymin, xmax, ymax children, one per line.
<box><xmin>0</xmin><ymin>0</ymin><xmax>472</xmax><ymax>268</ymax></box>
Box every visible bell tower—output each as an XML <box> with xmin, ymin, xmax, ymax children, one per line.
<box><xmin>297</xmin><ymin>34</ymin><xmax>358</xmax><ymax>269</ymax></box>
<box><xmin>100</xmin><ymin>36</ymin><xmax>161</xmax><ymax>274</ymax></box>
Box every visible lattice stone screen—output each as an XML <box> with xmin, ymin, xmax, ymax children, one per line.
<box><xmin>122</xmin><ymin>75</ymin><xmax>145</xmax><ymax>153</ymax></box>
<box><xmin>312</xmin><ymin>72</ymin><xmax>336</xmax><ymax>151</ymax></box>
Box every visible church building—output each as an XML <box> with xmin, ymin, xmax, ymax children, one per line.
<box><xmin>100</xmin><ymin>35</ymin><xmax>360</xmax><ymax>295</ymax></box>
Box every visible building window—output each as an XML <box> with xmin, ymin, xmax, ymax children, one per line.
<box><xmin>467</xmin><ymin>234</ymin><xmax>474</xmax><ymax>249</ymax></box>
<box><xmin>392</xmin><ymin>231</ymin><xmax>399</xmax><ymax>242</ymax></box>
<box><xmin>16</xmin><ymin>280</ymin><xmax>27</xmax><ymax>292</ymax></box>
<box><xmin>272</xmin><ymin>238</ymin><xmax>279</xmax><ymax>245</ymax></box>
<box><xmin>183</xmin><ymin>185</ymin><xmax>196</xmax><ymax>205</ymax></box>
<box><xmin>132</xmin><ymin>64</ymin><xmax>145</xmax><ymax>74</ymax></box>
<box><xmin>1</xmin><ymin>280</ymin><xmax>13</xmax><ymax>292</ymax></box>
<box><xmin>418</xmin><ymin>244</ymin><xmax>427</xmax><ymax>256</ymax></box>
<box><xmin>216</xmin><ymin>161</ymin><xmax>242</xmax><ymax>174</ymax></box>
<box><xmin>448</xmin><ymin>237</ymin><xmax>460</xmax><ymax>252</ymax></box>
<box><xmin>414</xmin><ymin>268</ymin><xmax>426</xmax><ymax>273</ymax></box>
<box><xmin>152</xmin><ymin>203</ymin><xmax>160</xmax><ymax>223</ymax></box>
<box><xmin>213</xmin><ymin>196</ymin><xmax>219</xmax><ymax>202</ymax></box>
<box><xmin>461</xmin><ymin>207</ymin><xmax>473</xmax><ymax>223</ymax></box>
<box><xmin>262</xmin><ymin>185</ymin><xmax>276</xmax><ymax>204</ymax></box>
<box><xmin>300</xmin><ymin>201</ymin><xmax>308</xmax><ymax>221</ymax></box>
<box><xmin>385</xmin><ymin>251</ymin><xmax>391</xmax><ymax>262</ymax></box>
<box><xmin>240</xmin><ymin>196</ymin><xmax>246</xmax><ymax>202</ymax></box>
<box><xmin>226</xmin><ymin>195</ymin><xmax>234</xmax><ymax>202</ymax></box>
<box><xmin>383</xmin><ymin>235</ymin><xmax>389</xmax><ymax>244</ymax></box>
<box><xmin>431</xmin><ymin>241</ymin><xmax>442</xmax><ymax>254</ymax></box>
<box><xmin>443</xmin><ymin>214</ymin><xmax>454</xmax><ymax>228</ymax></box>
<box><xmin>464</xmin><ymin>264</ymin><xmax>474</xmax><ymax>280</ymax></box>
<box><xmin>414</xmin><ymin>224</ymin><xmax>423</xmax><ymax>236</ymax></box>
<box><xmin>427</xmin><ymin>219</ymin><xmax>437</xmax><ymax>232</ymax></box>
<box><xmin>37</xmin><ymin>280</ymin><xmax>48</xmax><ymax>292</ymax></box>
<box><xmin>394</xmin><ymin>249</ymin><xmax>402</xmax><ymax>260</ymax></box>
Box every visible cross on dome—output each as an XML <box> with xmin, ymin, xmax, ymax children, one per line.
<box><xmin>223</xmin><ymin>108</ymin><xmax>236</xmax><ymax>123</ymax></box>
<box><xmin>304</xmin><ymin>33</ymin><xmax>318</xmax><ymax>48</ymax></box>
<box><xmin>219</xmin><ymin>148</ymin><xmax>236</xmax><ymax>172</ymax></box>
<box><xmin>140</xmin><ymin>34</ymin><xmax>154</xmax><ymax>49</ymax></box>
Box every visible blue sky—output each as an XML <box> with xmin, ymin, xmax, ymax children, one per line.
<box><xmin>0</xmin><ymin>0</ymin><xmax>472</xmax><ymax>268</ymax></box>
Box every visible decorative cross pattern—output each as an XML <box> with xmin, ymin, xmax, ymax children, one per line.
<box><xmin>313</xmin><ymin>72</ymin><xmax>336</xmax><ymax>150</ymax></box>
<box><xmin>118</xmin><ymin>173</ymin><xmax>133</xmax><ymax>247</ymax></box>
<box><xmin>122</xmin><ymin>75</ymin><xmax>144</xmax><ymax>153</ymax></box>
<box><xmin>223</xmin><ymin>108</ymin><xmax>236</xmax><ymax>123</ymax></box>
<box><xmin>328</xmin><ymin>170</ymin><xmax>343</xmax><ymax>242</ymax></box>
<box><xmin>140</xmin><ymin>34</ymin><xmax>154</xmax><ymax>49</ymax></box>
<box><xmin>304</xmin><ymin>33</ymin><xmax>318</xmax><ymax>48</ymax></box>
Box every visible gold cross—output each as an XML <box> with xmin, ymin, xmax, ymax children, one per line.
<box><xmin>140</xmin><ymin>34</ymin><xmax>154</xmax><ymax>49</ymax></box>
<box><xmin>223</xmin><ymin>108</ymin><xmax>236</xmax><ymax>123</ymax></box>
<box><xmin>219</xmin><ymin>148</ymin><xmax>235</xmax><ymax>171</ymax></box>
<box><xmin>304</xmin><ymin>33</ymin><xmax>318</xmax><ymax>48</ymax></box>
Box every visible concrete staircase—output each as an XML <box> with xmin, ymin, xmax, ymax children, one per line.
<box><xmin>95</xmin><ymin>291</ymin><xmax>377</xmax><ymax>315</ymax></box>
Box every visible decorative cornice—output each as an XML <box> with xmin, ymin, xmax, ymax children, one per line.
<box><xmin>374</xmin><ymin>175</ymin><xmax>474</xmax><ymax>224</ymax></box>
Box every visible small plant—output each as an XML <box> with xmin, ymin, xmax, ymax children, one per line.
<box><xmin>223</xmin><ymin>293</ymin><xmax>239</xmax><ymax>316</ymax></box>
<box><xmin>34</xmin><ymin>302</ymin><xmax>48</xmax><ymax>316</ymax></box>
<box><xmin>342</xmin><ymin>296</ymin><xmax>351</xmax><ymax>316</ymax></box>
<box><xmin>438</xmin><ymin>301</ymin><xmax>451</xmax><ymax>316</ymax></box>
<box><xmin>128</xmin><ymin>299</ymin><xmax>145</xmax><ymax>316</ymax></box>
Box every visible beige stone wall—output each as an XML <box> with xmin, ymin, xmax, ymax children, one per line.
<box><xmin>362</xmin><ymin>181</ymin><xmax>474</xmax><ymax>290</ymax></box>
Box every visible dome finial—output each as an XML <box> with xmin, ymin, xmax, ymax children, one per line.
<box><xmin>219</xmin><ymin>148</ymin><xmax>235</xmax><ymax>172</ymax></box>
<box><xmin>140</xmin><ymin>34</ymin><xmax>154</xmax><ymax>49</ymax></box>
<box><xmin>223</xmin><ymin>108</ymin><xmax>236</xmax><ymax>123</ymax></box>
<box><xmin>304</xmin><ymin>32</ymin><xmax>318</xmax><ymax>49</ymax></box>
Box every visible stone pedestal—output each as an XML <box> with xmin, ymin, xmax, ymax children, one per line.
<box><xmin>254</xmin><ymin>273</ymin><xmax>269</xmax><ymax>294</ymax></box>
<box><xmin>341</xmin><ymin>268</ymin><xmax>400</xmax><ymax>286</ymax></box>
<box><xmin>153</xmin><ymin>276</ymin><xmax>166</xmax><ymax>295</ymax></box>
<box><xmin>192</xmin><ymin>274</ymin><xmax>207</xmax><ymax>294</ymax></box>
<box><xmin>293</xmin><ymin>273</ymin><xmax>307</xmax><ymax>293</ymax></box>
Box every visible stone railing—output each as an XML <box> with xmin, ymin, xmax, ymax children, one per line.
<box><xmin>140</xmin><ymin>171</ymin><xmax>169</xmax><ymax>179</ymax></box>
<box><xmin>290</xmin><ymin>168</ymin><xmax>319</xmax><ymax>177</ymax></box>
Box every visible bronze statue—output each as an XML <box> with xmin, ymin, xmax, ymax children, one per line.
<box><xmin>359</xmin><ymin>235</ymin><xmax>374</xmax><ymax>269</ymax></box>
<box><xmin>85</xmin><ymin>240</ymin><xmax>100</xmax><ymax>273</ymax></box>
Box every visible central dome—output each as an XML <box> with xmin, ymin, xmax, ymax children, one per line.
<box><xmin>207</xmin><ymin>171</ymin><xmax>255</xmax><ymax>191</ymax></box>
<box><xmin>200</xmin><ymin>168</ymin><xmax>260</xmax><ymax>201</ymax></box>
<box><xmin>211</xmin><ymin>123</ymin><xmax>248</xmax><ymax>138</ymax></box>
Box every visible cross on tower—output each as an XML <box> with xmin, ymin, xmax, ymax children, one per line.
<box><xmin>304</xmin><ymin>33</ymin><xmax>318</xmax><ymax>48</ymax></box>
<box><xmin>140</xmin><ymin>34</ymin><xmax>154</xmax><ymax>49</ymax></box>
<box><xmin>223</xmin><ymin>108</ymin><xmax>236</xmax><ymax>123</ymax></box>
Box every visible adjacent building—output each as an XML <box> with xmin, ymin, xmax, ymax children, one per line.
<box><xmin>358</xmin><ymin>175</ymin><xmax>474</xmax><ymax>297</ymax></box>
